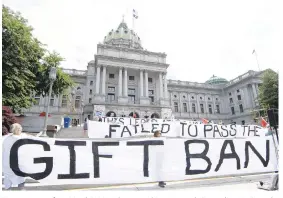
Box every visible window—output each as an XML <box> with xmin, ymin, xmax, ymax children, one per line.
<box><xmin>231</xmin><ymin>107</ymin><xmax>235</xmax><ymax>115</ymax></box>
<box><xmin>109</xmin><ymin>74</ymin><xmax>115</xmax><ymax>79</ymax></box>
<box><xmin>183</xmin><ymin>103</ymin><xmax>187</xmax><ymax>112</ymax></box>
<box><xmin>49</xmin><ymin>94</ymin><xmax>54</xmax><ymax>106</ymax></box>
<box><xmin>239</xmin><ymin>104</ymin><xmax>244</xmax><ymax>113</ymax></box>
<box><xmin>229</xmin><ymin>98</ymin><xmax>233</xmax><ymax>103</ymax></box>
<box><xmin>192</xmin><ymin>103</ymin><xmax>196</xmax><ymax>113</ymax></box>
<box><xmin>208</xmin><ymin>97</ymin><xmax>211</xmax><ymax>100</ymax></box>
<box><xmin>128</xmin><ymin>95</ymin><xmax>135</xmax><ymax>102</ymax></box>
<box><xmin>216</xmin><ymin>105</ymin><xmax>220</xmax><ymax>114</ymax></box>
<box><xmin>208</xmin><ymin>104</ymin><xmax>212</xmax><ymax>114</ymax></box>
<box><xmin>34</xmin><ymin>94</ymin><xmax>40</xmax><ymax>105</ymax></box>
<box><xmin>128</xmin><ymin>88</ymin><xmax>135</xmax><ymax>94</ymax></box>
<box><xmin>77</xmin><ymin>87</ymin><xmax>81</xmax><ymax>90</ymax></box>
<box><xmin>149</xmin><ymin>96</ymin><xmax>154</xmax><ymax>102</ymax></box>
<box><xmin>183</xmin><ymin>95</ymin><xmax>186</xmax><ymax>99</ymax></box>
<box><xmin>89</xmin><ymin>98</ymin><xmax>92</xmax><ymax>103</ymax></box>
<box><xmin>200</xmin><ymin>104</ymin><xmax>204</xmax><ymax>113</ymax></box>
<box><xmin>229</xmin><ymin>92</ymin><xmax>231</xmax><ymax>96</ymax></box>
<box><xmin>191</xmin><ymin>96</ymin><xmax>195</xmax><ymax>99</ymax></box>
<box><xmin>149</xmin><ymin>90</ymin><xmax>154</xmax><ymax>95</ymax></box>
<box><xmin>61</xmin><ymin>95</ymin><xmax>67</xmax><ymax>107</ymax></box>
<box><xmin>216</xmin><ymin>98</ymin><xmax>218</xmax><ymax>101</ymax></box>
<box><xmin>174</xmin><ymin>102</ymin><xmax>178</xmax><ymax>112</ymax></box>
<box><xmin>108</xmin><ymin>87</ymin><xmax>115</xmax><ymax>92</ymax></box>
<box><xmin>174</xmin><ymin>95</ymin><xmax>177</xmax><ymax>98</ymax></box>
<box><xmin>89</xmin><ymin>89</ymin><xmax>92</xmax><ymax>95</ymax></box>
<box><xmin>237</xmin><ymin>95</ymin><xmax>241</xmax><ymax>100</ymax></box>
<box><xmin>237</xmin><ymin>89</ymin><xmax>240</xmax><ymax>93</ymax></box>
<box><xmin>148</xmin><ymin>78</ymin><xmax>153</xmax><ymax>83</ymax></box>
<box><xmin>75</xmin><ymin>96</ymin><xmax>81</xmax><ymax>108</ymax></box>
<box><xmin>108</xmin><ymin>93</ymin><xmax>115</xmax><ymax>101</ymax></box>
<box><xmin>129</xmin><ymin>76</ymin><xmax>135</xmax><ymax>81</ymax></box>
<box><xmin>200</xmin><ymin>97</ymin><xmax>203</xmax><ymax>100</ymax></box>
<box><xmin>90</xmin><ymin>81</ymin><xmax>93</xmax><ymax>86</ymax></box>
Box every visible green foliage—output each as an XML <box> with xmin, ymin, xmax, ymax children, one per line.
<box><xmin>35</xmin><ymin>51</ymin><xmax>75</xmax><ymax>97</ymax></box>
<box><xmin>2</xmin><ymin>5</ymin><xmax>45</xmax><ymax>111</ymax></box>
<box><xmin>2</xmin><ymin>5</ymin><xmax>74</xmax><ymax>112</ymax></box>
<box><xmin>258</xmin><ymin>69</ymin><xmax>278</xmax><ymax>109</ymax></box>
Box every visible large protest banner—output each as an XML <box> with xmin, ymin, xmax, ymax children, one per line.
<box><xmin>2</xmin><ymin>135</ymin><xmax>277</xmax><ymax>185</ymax></box>
<box><xmin>88</xmin><ymin>120</ymin><xmax>267</xmax><ymax>139</ymax></box>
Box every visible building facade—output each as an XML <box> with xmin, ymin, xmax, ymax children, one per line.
<box><xmin>22</xmin><ymin>20</ymin><xmax>264</xmax><ymax>125</ymax></box>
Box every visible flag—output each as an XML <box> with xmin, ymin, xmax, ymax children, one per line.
<box><xmin>252</xmin><ymin>49</ymin><xmax>255</xmax><ymax>54</ymax></box>
<box><xmin>133</xmin><ymin>9</ymin><xmax>138</xmax><ymax>19</ymax></box>
<box><xmin>201</xmin><ymin>118</ymin><xmax>209</xmax><ymax>124</ymax></box>
<box><xmin>261</xmin><ymin>117</ymin><xmax>268</xmax><ymax>128</ymax></box>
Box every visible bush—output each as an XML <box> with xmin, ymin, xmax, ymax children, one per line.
<box><xmin>2</xmin><ymin>106</ymin><xmax>17</xmax><ymax>135</ymax></box>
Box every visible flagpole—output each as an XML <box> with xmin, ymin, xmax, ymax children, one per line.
<box><xmin>253</xmin><ymin>50</ymin><xmax>261</xmax><ymax>71</ymax></box>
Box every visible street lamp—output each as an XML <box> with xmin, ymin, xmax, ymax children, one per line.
<box><xmin>81</xmin><ymin>99</ymin><xmax>84</xmax><ymax>126</ymax></box>
<box><xmin>70</xmin><ymin>88</ymin><xmax>76</xmax><ymax>126</ymax></box>
<box><xmin>40</xmin><ymin>67</ymin><xmax>57</xmax><ymax>137</ymax></box>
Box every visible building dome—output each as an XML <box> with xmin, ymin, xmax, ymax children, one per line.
<box><xmin>103</xmin><ymin>19</ymin><xmax>142</xmax><ymax>49</ymax></box>
<box><xmin>205</xmin><ymin>75</ymin><xmax>228</xmax><ymax>85</ymax></box>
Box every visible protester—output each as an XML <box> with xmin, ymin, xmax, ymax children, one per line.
<box><xmin>83</xmin><ymin>118</ymin><xmax>88</xmax><ymax>135</ymax></box>
<box><xmin>2</xmin><ymin>123</ymin><xmax>27</xmax><ymax>190</ymax></box>
<box><xmin>153</xmin><ymin>130</ymin><xmax>166</xmax><ymax>188</ymax></box>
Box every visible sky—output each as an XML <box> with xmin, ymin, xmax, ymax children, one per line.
<box><xmin>3</xmin><ymin>0</ymin><xmax>282</xmax><ymax>82</ymax></box>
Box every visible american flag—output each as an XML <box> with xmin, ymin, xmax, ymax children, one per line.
<box><xmin>133</xmin><ymin>9</ymin><xmax>138</xmax><ymax>19</ymax></box>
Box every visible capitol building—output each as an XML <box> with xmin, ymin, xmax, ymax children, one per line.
<box><xmin>23</xmin><ymin>19</ymin><xmax>264</xmax><ymax>125</ymax></box>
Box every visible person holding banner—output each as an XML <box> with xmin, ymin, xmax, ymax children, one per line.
<box><xmin>154</xmin><ymin>130</ymin><xmax>166</xmax><ymax>188</ymax></box>
<box><xmin>2</xmin><ymin>123</ymin><xmax>27</xmax><ymax>190</ymax></box>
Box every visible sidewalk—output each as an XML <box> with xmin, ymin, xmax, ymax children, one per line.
<box><xmin>2</xmin><ymin>172</ymin><xmax>276</xmax><ymax>191</ymax></box>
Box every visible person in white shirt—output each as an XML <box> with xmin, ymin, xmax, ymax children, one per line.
<box><xmin>2</xmin><ymin>123</ymin><xmax>27</xmax><ymax>190</ymax></box>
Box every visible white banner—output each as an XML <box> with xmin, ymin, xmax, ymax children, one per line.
<box><xmin>88</xmin><ymin>120</ymin><xmax>267</xmax><ymax>139</ymax></box>
<box><xmin>2</xmin><ymin>135</ymin><xmax>277</xmax><ymax>185</ymax></box>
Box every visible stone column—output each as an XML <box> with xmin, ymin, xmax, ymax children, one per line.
<box><xmin>101</xmin><ymin>65</ymin><xmax>106</xmax><ymax>95</ymax></box>
<box><xmin>252</xmin><ymin>84</ymin><xmax>258</xmax><ymax>104</ymax></box>
<box><xmin>243</xmin><ymin>85</ymin><xmax>250</xmax><ymax>109</ymax></box>
<box><xmin>164</xmin><ymin>73</ymin><xmax>168</xmax><ymax>99</ymax></box>
<box><xmin>144</xmin><ymin>71</ymin><xmax>149</xmax><ymax>97</ymax></box>
<box><xmin>140</xmin><ymin>70</ymin><xmax>144</xmax><ymax>97</ymax></box>
<box><xmin>95</xmin><ymin>66</ymin><xmax>101</xmax><ymax>94</ymax></box>
<box><xmin>159</xmin><ymin>73</ymin><xmax>163</xmax><ymax>98</ymax></box>
<box><xmin>118</xmin><ymin>67</ymin><xmax>122</xmax><ymax>97</ymax></box>
<box><xmin>123</xmin><ymin>68</ymin><xmax>128</xmax><ymax>97</ymax></box>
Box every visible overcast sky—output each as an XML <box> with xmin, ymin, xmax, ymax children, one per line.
<box><xmin>3</xmin><ymin>0</ymin><xmax>281</xmax><ymax>82</ymax></box>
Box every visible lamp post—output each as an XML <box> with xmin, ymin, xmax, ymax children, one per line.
<box><xmin>81</xmin><ymin>99</ymin><xmax>84</xmax><ymax>126</ymax></box>
<box><xmin>71</xmin><ymin>88</ymin><xmax>75</xmax><ymax>126</ymax></box>
<box><xmin>40</xmin><ymin>67</ymin><xmax>57</xmax><ymax>137</ymax></box>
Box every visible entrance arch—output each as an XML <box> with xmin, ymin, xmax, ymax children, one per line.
<box><xmin>151</xmin><ymin>113</ymin><xmax>160</xmax><ymax>118</ymax></box>
<box><xmin>129</xmin><ymin>112</ymin><xmax>140</xmax><ymax>118</ymax></box>
<box><xmin>106</xmin><ymin>111</ymin><xmax>117</xmax><ymax>117</ymax></box>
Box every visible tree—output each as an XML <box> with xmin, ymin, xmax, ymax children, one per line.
<box><xmin>2</xmin><ymin>6</ymin><xmax>74</xmax><ymax>112</ymax></box>
<box><xmin>2</xmin><ymin>5</ymin><xmax>45</xmax><ymax>111</ymax></box>
<box><xmin>258</xmin><ymin>69</ymin><xmax>278</xmax><ymax>110</ymax></box>
<box><xmin>35</xmin><ymin>51</ymin><xmax>75</xmax><ymax>97</ymax></box>
<box><xmin>2</xmin><ymin>106</ymin><xmax>18</xmax><ymax>135</ymax></box>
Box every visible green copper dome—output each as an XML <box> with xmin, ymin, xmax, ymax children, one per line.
<box><xmin>103</xmin><ymin>18</ymin><xmax>142</xmax><ymax>49</ymax></box>
<box><xmin>205</xmin><ymin>75</ymin><xmax>228</xmax><ymax>85</ymax></box>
